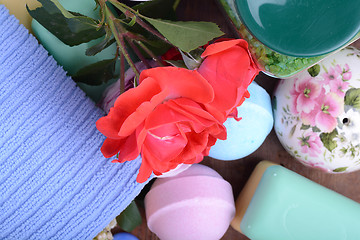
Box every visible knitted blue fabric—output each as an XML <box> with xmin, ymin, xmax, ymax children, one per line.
<box><xmin>0</xmin><ymin>5</ymin><xmax>150</xmax><ymax>239</ymax></box>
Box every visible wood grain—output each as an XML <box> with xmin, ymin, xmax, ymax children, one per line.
<box><xmin>126</xmin><ymin>0</ymin><xmax>360</xmax><ymax>239</ymax></box>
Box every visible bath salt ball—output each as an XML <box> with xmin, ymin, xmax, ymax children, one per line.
<box><xmin>144</xmin><ymin>164</ymin><xmax>235</xmax><ymax>240</ymax></box>
<box><xmin>209</xmin><ymin>81</ymin><xmax>273</xmax><ymax>160</ymax></box>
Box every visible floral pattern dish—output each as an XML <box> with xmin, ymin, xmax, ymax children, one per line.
<box><xmin>273</xmin><ymin>46</ymin><xmax>360</xmax><ymax>173</ymax></box>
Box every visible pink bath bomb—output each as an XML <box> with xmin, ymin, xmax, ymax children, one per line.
<box><xmin>144</xmin><ymin>164</ymin><xmax>235</xmax><ymax>240</ymax></box>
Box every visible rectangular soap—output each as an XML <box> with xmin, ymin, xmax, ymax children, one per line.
<box><xmin>238</xmin><ymin>162</ymin><xmax>360</xmax><ymax>240</ymax></box>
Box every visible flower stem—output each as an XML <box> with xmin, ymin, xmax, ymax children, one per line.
<box><xmin>104</xmin><ymin>6</ymin><xmax>140</xmax><ymax>78</ymax></box>
<box><xmin>96</xmin><ymin>0</ymin><xmax>106</xmax><ymax>28</ymax></box>
<box><xmin>107</xmin><ymin>0</ymin><xmax>170</xmax><ymax>44</ymax></box>
<box><xmin>125</xmin><ymin>35</ymin><xmax>152</xmax><ymax>69</ymax></box>
<box><xmin>136</xmin><ymin>41</ymin><xmax>164</xmax><ymax>67</ymax></box>
<box><xmin>119</xmin><ymin>50</ymin><xmax>125</xmax><ymax>94</ymax></box>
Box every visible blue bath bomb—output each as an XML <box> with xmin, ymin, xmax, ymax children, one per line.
<box><xmin>113</xmin><ymin>232</ymin><xmax>139</xmax><ymax>240</ymax></box>
<box><xmin>209</xmin><ymin>81</ymin><xmax>273</xmax><ymax>160</ymax></box>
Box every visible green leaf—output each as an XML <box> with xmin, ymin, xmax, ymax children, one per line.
<box><xmin>333</xmin><ymin>167</ymin><xmax>348</xmax><ymax>172</ymax></box>
<box><xmin>312</xmin><ymin>126</ymin><xmax>321</xmax><ymax>132</ymax></box>
<box><xmin>300</xmin><ymin>124</ymin><xmax>310</xmax><ymax>130</ymax></box>
<box><xmin>86</xmin><ymin>37</ymin><xmax>116</xmax><ymax>56</ymax></box>
<box><xmin>307</xmin><ymin>64</ymin><xmax>320</xmax><ymax>77</ymax></box>
<box><xmin>143</xmin><ymin>17</ymin><xmax>224</xmax><ymax>52</ymax></box>
<box><xmin>133</xmin><ymin>0</ymin><xmax>178</xmax><ymax>20</ymax></box>
<box><xmin>320</xmin><ymin>129</ymin><xmax>338</xmax><ymax>152</ymax></box>
<box><xmin>72</xmin><ymin>59</ymin><xmax>117</xmax><ymax>85</ymax></box>
<box><xmin>164</xmin><ymin>60</ymin><xmax>187</xmax><ymax>68</ymax></box>
<box><xmin>344</xmin><ymin>88</ymin><xmax>360</xmax><ymax>109</ymax></box>
<box><xmin>116</xmin><ymin>201</ymin><xmax>142</xmax><ymax>232</ymax></box>
<box><xmin>140</xmin><ymin>39</ymin><xmax>172</xmax><ymax>56</ymax></box>
<box><xmin>27</xmin><ymin>0</ymin><xmax>105</xmax><ymax>46</ymax></box>
<box><xmin>179</xmin><ymin>49</ymin><xmax>203</xmax><ymax>70</ymax></box>
<box><xmin>108</xmin><ymin>0</ymin><xmax>176</xmax><ymax>56</ymax></box>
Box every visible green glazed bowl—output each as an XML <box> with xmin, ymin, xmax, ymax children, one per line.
<box><xmin>234</xmin><ymin>0</ymin><xmax>360</xmax><ymax>57</ymax></box>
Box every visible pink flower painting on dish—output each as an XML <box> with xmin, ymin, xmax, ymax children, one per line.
<box><xmin>322</xmin><ymin>65</ymin><xmax>342</xmax><ymax>84</ymax></box>
<box><xmin>341</xmin><ymin>64</ymin><xmax>352</xmax><ymax>81</ymax></box>
<box><xmin>299</xmin><ymin>159</ymin><xmax>329</xmax><ymax>172</ymax></box>
<box><xmin>314</xmin><ymin>93</ymin><xmax>343</xmax><ymax>132</ymax></box>
<box><xmin>276</xmin><ymin>47</ymin><xmax>360</xmax><ymax>174</ymax></box>
<box><xmin>329</xmin><ymin>77</ymin><xmax>349</xmax><ymax>98</ymax></box>
<box><xmin>302</xmin><ymin>93</ymin><xmax>344</xmax><ymax>133</ymax></box>
<box><xmin>290</xmin><ymin>77</ymin><xmax>322</xmax><ymax>115</ymax></box>
<box><xmin>298</xmin><ymin>132</ymin><xmax>322</xmax><ymax>157</ymax></box>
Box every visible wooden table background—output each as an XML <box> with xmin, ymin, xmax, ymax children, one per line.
<box><xmin>126</xmin><ymin>0</ymin><xmax>360</xmax><ymax>239</ymax></box>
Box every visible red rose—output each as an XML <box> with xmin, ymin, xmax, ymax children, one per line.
<box><xmin>160</xmin><ymin>47</ymin><xmax>183</xmax><ymax>66</ymax></box>
<box><xmin>96</xmin><ymin>39</ymin><xmax>260</xmax><ymax>183</ymax></box>
<box><xmin>198</xmin><ymin>39</ymin><xmax>259</xmax><ymax>122</ymax></box>
<box><xmin>96</xmin><ymin>67</ymin><xmax>226</xmax><ymax>183</ymax></box>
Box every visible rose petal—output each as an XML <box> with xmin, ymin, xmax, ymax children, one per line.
<box><xmin>97</xmin><ymin>77</ymin><xmax>163</xmax><ymax>138</ymax></box>
<box><xmin>141</xmin><ymin>145</ymin><xmax>179</xmax><ymax>173</ymax></box>
<box><xmin>145</xmin><ymin>99</ymin><xmax>220</xmax><ymax>134</ymax></box>
<box><xmin>201</xmin><ymin>39</ymin><xmax>248</xmax><ymax>58</ymax></box>
<box><xmin>143</xmin><ymin>127</ymin><xmax>187</xmax><ymax>163</ymax></box>
<box><xmin>198</xmin><ymin>44</ymin><xmax>258</xmax><ymax>117</ymax></box>
<box><xmin>118</xmin><ymin>79</ymin><xmax>168</xmax><ymax>137</ymax></box>
<box><xmin>176</xmin><ymin>131</ymin><xmax>209</xmax><ymax>161</ymax></box>
<box><xmin>139</xmin><ymin>67</ymin><xmax>214</xmax><ymax>104</ymax></box>
<box><xmin>136</xmin><ymin>158</ymin><xmax>153</xmax><ymax>183</ymax></box>
<box><xmin>96</xmin><ymin>107</ymin><xmax>127</xmax><ymax>139</ymax></box>
<box><xmin>100</xmin><ymin>138</ymin><xmax>126</xmax><ymax>158</ymax></box>
<box><xmin>117</xmin><ymin>132</ymin><xmax>139</xmax><ymax>162</ymax></box>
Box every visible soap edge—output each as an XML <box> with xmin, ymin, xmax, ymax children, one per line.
<box><xmin>230</xmin><ymin>160</ymin><xmax>277</xmax><ymax>233</ymax></box>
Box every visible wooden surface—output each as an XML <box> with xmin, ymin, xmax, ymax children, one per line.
<box><xmin>128</xmin><ymin>0</ymin><xmax>360</xmax><ymax>239</ymax></box>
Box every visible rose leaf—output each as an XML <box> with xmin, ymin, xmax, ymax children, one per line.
<box><xmin>27</xmin><ymin>0</ymin><xmax>105</xmax><ymax>46</ymax></box>
<box><xmin>86</xmin><ymin>37</ymin><xmax>116</xmax><ymax>56</ymax></box>
<box><xmin>143</xmin><ymin>17</ymin><xmax>224</xmax><ymax>52</ymax></box>
<box><xmin>72</xmin><ymin>59</ymin><xmax>117</xmax><ymax>85</ymax></box>
<box><xmin>164</xmin><ymin>60</ymin><xmax>187</xmax><ymax>69</ymax></box>
<box><xmin>133</xmin><ymin>0</ymin><xmax>178</xmax><ymax>19</ymax></box>
<box><xmin>116</xmin><ymin>200</ymin><xmax>142</xmax><ymax>232</ymax></box>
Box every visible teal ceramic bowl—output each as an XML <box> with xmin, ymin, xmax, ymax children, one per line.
<box><xmin>234</xmin><ymin>0</ymin><xmax>360</xmax><ymax>57</ymax></box>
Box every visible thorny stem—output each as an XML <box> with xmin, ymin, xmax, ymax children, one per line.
<box><xmin>113</xmin><ymin>45</ymin><xmax>125</xmax><ymax>94</ymax></box>
<box><xmin>96</xmin><ymin>0</ymin><xmax>107</xmax><ymax>28</ymax></box>
<box><xmin>136</xmin><ymin>41</ymin><xmax>164</xmax><ymax>67</ymax></box>
<box><xmin>107</xmin><ymin>0</ymin><xmax>170</xmax><ymax>44</ymax></box>
<box><xmin>119</xmin><ymin>50</ymin><xmax>125</xmax><ymax>94</ymax></box>
<box><xmin>125</xmin><ymin>35</ymin><xmax>152</xmax><ymax>69</ymax></box>
<box><xmin>104</xmin><ymin>6</ymin><xmax>140</xmax><ymax>78</ymax></box>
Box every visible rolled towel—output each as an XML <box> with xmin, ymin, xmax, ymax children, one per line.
<box><xmin>0</xmin><ymin>5</ymin><xmax>149</xmax><ymax>240</ymax></box>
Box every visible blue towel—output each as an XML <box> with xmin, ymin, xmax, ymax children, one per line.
<box><xmin>0</xmin><ymin>5</ymin><xmax>149</xmax><ymax>240</ymax></box>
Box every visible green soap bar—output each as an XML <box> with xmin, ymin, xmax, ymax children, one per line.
<box><xmin>241</xmin><ymin>165</ymin><xmax>360</xmax><ymax>240</ymax></box>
